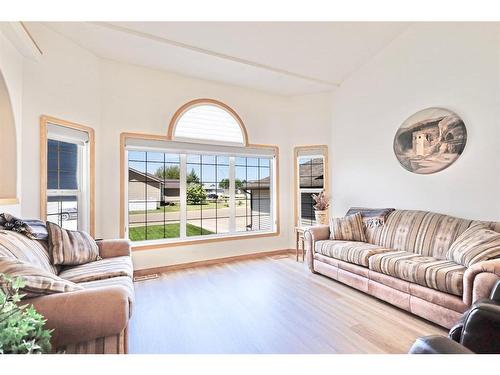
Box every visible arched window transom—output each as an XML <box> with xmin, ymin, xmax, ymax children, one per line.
<box><xmin>169</xmin><ymin>99</ymin><xmax>247</xmax><ymax>146</ymax></box>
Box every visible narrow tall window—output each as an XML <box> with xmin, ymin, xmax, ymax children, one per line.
<box><xmin>294</xmin><ymin>146</ymin><xmax>328</xmax><ymax>227</ymax></box>
<box><xmin>40</xmin><ymin>116</ymin><xmax>94</xmax><ymax>235</ymax></box>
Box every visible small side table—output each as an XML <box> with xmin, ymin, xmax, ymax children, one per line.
<box><xmin>295</xmin><ymin>226</ymin><xmax>308</xmax><ymax>262</ymax></box>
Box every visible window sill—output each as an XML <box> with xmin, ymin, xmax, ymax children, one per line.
<box><xmin>0</xmin><ymin>198</ymin><xmax>19</xmax><ymax>206</ymax></box>
<box><xmin>130</xmin><ymin>230</ymin><xmax>280</xmax><ymax>251</ymax></box>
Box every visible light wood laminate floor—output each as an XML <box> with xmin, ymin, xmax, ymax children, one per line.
<box><xmin>129</xmin><ymin>254</ymin><xmax>446</xmax><ymax>353</ymax></box>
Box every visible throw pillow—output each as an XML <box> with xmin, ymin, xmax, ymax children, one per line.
<box><xmin>0</xmin><ymin>257</ymin><xmax>82</xmax><ymax>298</ymax></box>
<box><xmin>446</xmin><ymin>224</ymin><xmax>500</xmax><ymax>267</ymax></box>
<box><xmin>329</xmin><ymin>212</ymin><xmax>367</xmax><ymax>242</ymax></box>
<box><xmin>345</xmin><ymin>207</ymin><xmax>395</xmax><ymax>228</ymax></box>
<box><xmin>46</xmin><ymin>222</ymin><xmax>100</xmax><ymax>266</ymax></box>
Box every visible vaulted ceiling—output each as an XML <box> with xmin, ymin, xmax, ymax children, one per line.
<box><xmin>38</xmin><ymin>22</ymin><xmax>409</xmax><ymax>95</ymax></box>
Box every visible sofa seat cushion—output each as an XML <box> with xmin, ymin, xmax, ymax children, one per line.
<box><xmin>58</xmin><ymin>256</ymin><xmax>133</xmax><ymax>283</ymax></box>
<box><xmin>369</xmin><ymin>251</ymin><xmax>465</xmax><ymax>296</ymax></box>
<box><xmin>315</xmin><ymin>240</ymin><xmax>393</xmax><ymax>267</ymax></box>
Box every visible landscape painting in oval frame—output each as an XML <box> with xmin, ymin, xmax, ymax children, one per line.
<box><xmin>393</xmin><ymin>107</ymin><xmax>467</xmax><ymax>174</ymax></box>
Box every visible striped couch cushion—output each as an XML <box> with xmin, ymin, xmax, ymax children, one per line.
<box><xmin>329</xmin><ymin>213</ymin><xmax>367</xmax><ymax>242</ymax></box>
<box><xmin>446</xmin><ymin>225</ymin><xmax>500</xmax><ymax>267</ymax></box>
<box><xmin>46</xmin><ymin>222</ymin><xmax>100</xmax><ymax>266</ymax></box>
<box><xmin>0</xmin><ymin>257</ymin><xmax>82</xmax><ymax>298</ymax></box>
<box><xmin>58</xmin><ymin>256</ymin><xmax>133</xmax><ymax>284</ymax></box>
<box><xmin>0</xmin><ymin>230</ymin><xmax>58</xmax><ymax>274</ymax></box>
<box><xmin>365</xmin><ymin>210</ymin><xmax>473</xmax><ymax>259</ymax></box>
<box><xmin>369</xmin><ymin>251</ymin><xmax>465</xmax><ymax>296</ymax></box>
<box><xmin>315</xmin><ymin>240</ymin><xmax>393</xmax><ymax>267</ymax></box>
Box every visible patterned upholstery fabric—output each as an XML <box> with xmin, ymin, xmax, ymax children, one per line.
<box><xmin>79</xmin><ymin>275</ymin><xmax>135</xmax><ymax>306</ymax></box>
<box><xmin>329</xmin><ymin>213</ymin><xmax>367</xmax><ymax>242</ymax></box>
<box><xmin>365</xmin><ymin>210</ymin><xmax>473</xmax><ymax>259</ymax></box>
<box><xmin>0</xmin><ymin>257</ymin><xmax>82</xmax><ymax>297</ymax></box>
<box><xmin>59</xmin><ymin>256</ymin><xmax>133</xmax><ymax>284</ymax></box>
<box><xmin>46</xmin><ymin>222</ymin><xmax>100</xmax><ymax>266</ymax></box>
<box><xmin>345</xmin><ymin>207</ymin><xmax>395</xmax><ymax>228</ymax></box>
<box><xmin>0</xmin><ymin>230</ymin><xmax>58</xmax><ymax>274</ymax></box>
<box><xmin>369</xmin><ymin>251</ymin><xmax>466</xmax><ymax>296</ymax></box>
<box><xmin>315</xmin><ymin>240</ymin><xmax>393</xmax><ymax>267</ymax></box>
<box><xmin>446</xmin><ymin>225</ymin><xmax>500</xmax><ymax>267</ymax></box>
<box><xmin>0</xmin><ymin>213</ymin><xmax>48</xmax><ymax>240</ymax></box>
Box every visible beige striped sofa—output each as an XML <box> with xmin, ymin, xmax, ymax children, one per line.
<box><xmin>0</xmin><ymin>230</ymin><xmax>134</xmax><ymax>354</ymax></box>
<box><xmin>304</xmin><ymin>209</ymin><xmax>500</xmax><ymax>328</ymax></box>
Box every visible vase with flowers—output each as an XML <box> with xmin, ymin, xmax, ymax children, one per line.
<box><xmin>311</xmin><ymin>191</ymin><xmax>330</xmax><ymax>225</ymax></box>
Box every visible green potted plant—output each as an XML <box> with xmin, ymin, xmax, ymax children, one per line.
<box><xmin>312</xmin><ymin>190</ymin><xmax>330</xmax><ymax>225</ymax></box>
<box><xmin>0</xmin><ymin>273</ymin><xmax>52</xmax><ymax>354</ymax></box>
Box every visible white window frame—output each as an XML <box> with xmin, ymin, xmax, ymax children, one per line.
<box><xmin>295</xmin><ymin>150</ymin><xmax>327</xmax><ymax>227</ymax></box>
<box><xmin>123</xmin><ymin>142</ymin><xmax>277</xmax><ymax>246</ymax></box>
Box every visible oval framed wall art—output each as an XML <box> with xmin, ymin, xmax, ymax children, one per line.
<box><xmin>393</xmin><ymin>107</ymin><xmax>467</xmax><ymax>174</ymax></box>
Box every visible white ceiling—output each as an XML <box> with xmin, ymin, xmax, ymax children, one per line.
<box><xmin>40</xmin><ymin>22</ymin><xmax>409</xmax><ymax>95</ymax></box>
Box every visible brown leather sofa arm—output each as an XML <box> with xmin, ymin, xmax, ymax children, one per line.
<box><xmin>463</xmin><ymin>258</ymin><xmax>500</xmax><ymax>305</ymax></box>
<box><xmin>408</xmin><ymin>336</ymin><xmax>473</xmax><ymax>354</ymax></box>
<box><xmin>25</xmin><ymin>285</ymin><xmax>130</xmax><ymax>349</ymax></box>
<box><xmin>303</xmin><ymin>225</ymin><xmax>330</xmax><ymax>272</ymax></box>
<box><xmin>97</xmin><ymin>239</ymin><xmax>131</xmax><ymax>258</ymax></box>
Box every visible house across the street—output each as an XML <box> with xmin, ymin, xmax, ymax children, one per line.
<box><xmin>128</xmin><ymin>168</ymin><xmax>180</xmax><ymax>211</ymax></box>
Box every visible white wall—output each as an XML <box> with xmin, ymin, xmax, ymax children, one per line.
<box><xmin>13</xmin><ymin>22</ymin><xmax>500</xmax><ymax>270</ymax></box>
<box><xmin>17</xmin><ymin>24</ymin><xmax>332</xmax><ymax>270</ymax></box>
<box><xmin>99</xmin><ymin>60</ymin><xmax>332</xmax><ymax>269</ymax></box>
<box><xmin>330</xmin><ymin>23</ymin><xmax>500</xmax><ymax>221</ymax></box>
<box><xmin>0</xmin><ymin>29</ymin><xmax>24</xmax><ymax>216</ymax></box>
<box><xmin>21</xmin><ymin>24</ymin><xmax>101</xmax><ymax>223</ymax></box>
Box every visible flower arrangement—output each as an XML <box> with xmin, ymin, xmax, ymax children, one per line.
<box><xmin>312</xmin><ymin>191</ymin><xmax>329</xmax><ymax>211</ymax></box>
<box><xmin>0</xmin><ymin>273</ymin><xmax>52</xmax><ymax>354</ymax></box>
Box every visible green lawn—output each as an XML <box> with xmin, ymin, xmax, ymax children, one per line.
<box><xmin>129</xmin><ymin>202</ymin><xmax>225</xmax><ymax>214</ymax></box>
<box><xmin>129</xmin><ymin>223</ymin><xmax>214</xmax><ymax>241</ymax></box>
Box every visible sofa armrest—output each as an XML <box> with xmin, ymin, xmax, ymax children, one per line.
<box><xmin>25</xmin><ymin>285</ymin><xmax>130</xmax><ymax>349</ymax></box>
<box><xmin>97</xmin><ymin>239</ymin><xmax>131</xmax><ymax>258</ymax></box>
<box><xmin>463</xmin><ymin>259</ymin><xmax>500</xmax><ymax>305</ymax></box>
<box><xmin>303</xmin><ymin>225</ymin><xmax>330</xmax><ymax>272</ymax></box>
<box><xmin>408</xmin><ymin>336</ymin><xmax>473</xmax><ymax>354</ymax></box>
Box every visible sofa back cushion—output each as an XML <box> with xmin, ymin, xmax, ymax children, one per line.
<box><xmin>0</xmin><ymin>257</ymin><xmax>82</xmax><ymax>298</ymax></box>
<box><xmin>446</xmin><ymin>224</ymin><xmax>500</xmax><ymax>267</ymax></box>
<box><xmin>0</xmin><ymin>230</ymin><xmax>58</xmax><ymax>274</ymax></box>
<box><xmin>329</xmin><ymin>213</ymin><xmax>367</xmax><ymax>242</ymax></box>
<box><xmin>366</xmin><ymin>210</ymin><xmax>473</xmax><ymax>259</ymax></box>
<box><xmin>46</xmin><ymin>222</ymin><xmax>100</xmax><ymax>266</ymax></box>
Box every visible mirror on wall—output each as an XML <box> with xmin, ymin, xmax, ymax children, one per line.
<box><xmin>0</xmin><ymin>70</ymin><xmax>17</xmax><ymax>204</ymax></box>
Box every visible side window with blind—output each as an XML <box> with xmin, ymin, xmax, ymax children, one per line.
<box><xmin>294</xmin><ymin>146</ymin><xmax>328</xmax><ymax>227</ymax></box>
<box><xmin>47</xmin><ymin>139</ymin><xmax>80</xmax><ymax>229</ymax></box>
<box><xmin>41</xmin><ymin>117</ymin><xmax>94</xmax><ymax>235</ymax></box>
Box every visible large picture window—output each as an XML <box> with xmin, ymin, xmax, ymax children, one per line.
<box><xmin>122</xmin><ymin>98</ymin><xmax>277</xmax><ymax>247</ymax></box>
<box><xmin>125</xmin><ymin>147</ymin><xmax>276</xmax><ymax>244</ymax></box>
<box><xmin>294</xmin><ymin>145</ymin><xmax>328</xmax><ymax>227</ymax></box>
<box><xmin>40</xmin><ymin>116</ymin><xmax>94</xmax><ymax>235</ymax></box>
